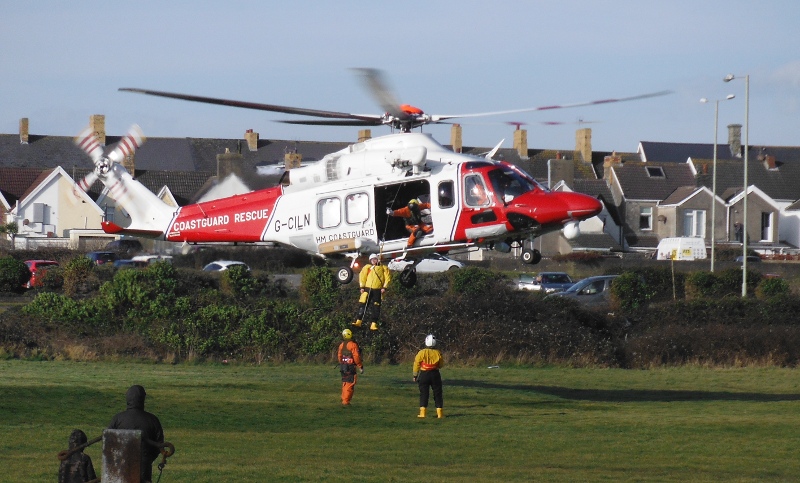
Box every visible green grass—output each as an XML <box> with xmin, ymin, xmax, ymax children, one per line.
<box><xmin>3</xmin><ymin>361</ymin><xmax>800</xmax><ymax>482</ymax></box>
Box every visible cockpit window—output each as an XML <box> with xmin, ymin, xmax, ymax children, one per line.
<box><xmin>487</xmin><ymin>168</ymin><xmax>538</xmax><ymax>203</ymax></box>
<box><xmin>464</xmin><ymin>175</ymin><xmax>490</xmax><ymax>207</ymax></box>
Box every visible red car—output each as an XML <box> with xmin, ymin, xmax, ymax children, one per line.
<box><xmin>24</xmin><ymin>260</ymin><xmax>59</xmax><ymax>288</ymax></box>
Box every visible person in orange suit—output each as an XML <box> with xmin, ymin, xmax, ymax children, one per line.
<box><xmin>387</xmin><ymin>198</ymin><xmax>433</xmax><ymax>247</ymax></box>
<box><xmin>338</xmin><ymin>329</ymin><xmax>364</xmax><ymax>406</ymax></box>
<box><xmin>413</xmin><ymin>334</ymin><xmax>444</xmax><ymax>418</ymax></box>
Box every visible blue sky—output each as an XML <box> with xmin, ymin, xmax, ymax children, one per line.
<box><xmin>2</xmin><ymin>1</ymin><xmax>799</xmax><ymax>153</ymax></box>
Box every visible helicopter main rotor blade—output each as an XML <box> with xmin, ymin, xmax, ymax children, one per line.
<box><xmin>278</xmin><ymin>119</ymin><xmax>384</xmax><ymax>127</ymax></box>
<box><xmin>351</xmin><ymin>68</ymin><xmax>405</xmax><ymax>119</ymax></box>
<box><xmin>430</xmin><ymin>90</ymin><xmax>673</xmax><ymax>122</ymax></box>
<box><xmin>119</xmin><ymin>87</ymin><xmax>381</xmax><ymax>122</ymax></box>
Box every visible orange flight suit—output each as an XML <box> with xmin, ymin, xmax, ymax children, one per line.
<box><xmin>338</xmin><ymin>339</ymin><xmax>363</xmax><ymax>405</ymax></box>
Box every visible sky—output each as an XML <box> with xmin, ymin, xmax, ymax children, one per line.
<box><xmin>2</xmin><ymin>1</ymin><xmax>799</xmax><ymax>154</ymax></box>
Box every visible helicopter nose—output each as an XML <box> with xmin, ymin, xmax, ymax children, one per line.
<box><xmin>560</xmin><ymin>192</ymin><xmax>603</xmax><ymax>220</ymax></box>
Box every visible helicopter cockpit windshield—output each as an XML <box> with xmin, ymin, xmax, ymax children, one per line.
<box><xmin>487</xmin><ymin>167</ymin><xmax>544</xmax><ymax>204</ymax></box>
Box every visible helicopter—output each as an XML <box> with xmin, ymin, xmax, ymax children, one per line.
<box><xmin>74</xmin><ymin>69</ymin><xmax>669</xmax><ymax>286</ymax></box>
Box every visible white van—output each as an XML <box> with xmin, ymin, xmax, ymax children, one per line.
<box><xmin>655</xmin><ymin>237</ymin><xmax>707</xmax><ymax>260</ymax></box>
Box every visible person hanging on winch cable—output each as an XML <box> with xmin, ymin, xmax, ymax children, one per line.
<box><xmin>338</xmin><ymin>329</ymin><xmax>364</xmax><ymax>406</ymax></box>
<box><xmin>353</xmin><ymin>253</ymin><xmax>391</xmax><ymax>331</ymax></box>
<box><xmin>387</xmin><ymin>198</ymin><xmax>433</xmax><ymax>248</ymax></box>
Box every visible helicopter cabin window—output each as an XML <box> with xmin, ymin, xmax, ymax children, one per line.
<box><xmin>345</xmin><ymin>192</ymin><xmax>370</xmax><ymax>224</ymax></box>
<box><xmin>438</xmin><ymin>181</ymin><xmax>454</xmax><ymax>208</ymax></box>
<box><xmin>317</xmin><ymin>197</ymin><xmax>341</xmax><ymax>229</ymax></box>
<box><xmin>464</xmin><ymin>175</ymin><xmax>490</xmax><ymax>207</ymax></box>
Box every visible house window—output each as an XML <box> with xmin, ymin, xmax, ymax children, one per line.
<box><xmin>646</xmin><ymin>166</ymin><xmax>665</xmax><ymax>178</ymax></box>
<box><xmin>317</xmin><ymin>197</ymin><xmax>341</xmax><ymax>229</ymax></box>
<box><xmin>682</xmin><ymin>209</ymin><xmax>706</xmax><ymax>238</ymax></box>
<box><xmin>345</xmin><ymin>192</ymin><xmax>369</xmax><ymax>224</ymax></box>
<box><xmin>639</xmin><ymin>207</ymin><xmax>653</xmax><ymax>231</ymax></box>
<box><xmin>761</xmin><ymin>212</ymin><xmax>772</xmax><ymax>241</ymax></box>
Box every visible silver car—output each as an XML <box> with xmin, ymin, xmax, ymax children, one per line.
<box><xmin>547</xmin><ymin>275</ymin><xmax>619</xmax><ymax>309</ymax></box>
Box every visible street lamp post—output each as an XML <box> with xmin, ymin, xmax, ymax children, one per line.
<box><xmin>700</xmin><ymin>94</ymin><xmax>735</xmax><ymax>272</ymax></box>
<box><xmin>724</xmin><ymin>73</ymin><xmax>750</xmax><ymax>297</ymax></box>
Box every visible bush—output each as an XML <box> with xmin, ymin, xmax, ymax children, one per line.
<box><xmin>756</xmin><ymin>277</ymin><xmax>790</xmax><ymax>300</ymax></box>
<box><xmin>62</xmin><ymin>256</ymin><xmax>98</xmax><ymax>296</ymax></box>
<box><xmin>449</xmin><ymin>267</ymin><xmax>499</xmax><ymax>297</ymax></box>
<box><xmin>551</xmin><ymin>251</ymin><xmax>605</xmax><ymax>264</ymax></box>
<box><xmin>610</xmin><ymin>272</ymin><xmax>650</xmax><ymax>312</ymax></box>
<box><xmin>300</xmin><ymin>266</ymin><xmax>340</xmax><ymax>312</ymax></box>
<box><xmin>0</xmin><ymin>257</ymin><xmax>29</xmax><ymax>293</ymax></box>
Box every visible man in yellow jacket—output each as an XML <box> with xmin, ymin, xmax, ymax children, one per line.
<box><xmin>353</xmin><ymin>253</ymin><xmax>391</xmax><ymax>331</ymax></box>
<box><xmin>413</xmin><ymin>334</ymin><xmax>444</xmax><ymax>418</ymax></box>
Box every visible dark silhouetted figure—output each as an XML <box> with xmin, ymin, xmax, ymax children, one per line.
<box><xmin>59</xmin><ymin>429</ymin><xmax>97</xmax><ymax>483</ymax></box>
<box><xmin>108</xmin><ymin>385</ymin><xmax>165</xmax><ymax>483</ymax></box>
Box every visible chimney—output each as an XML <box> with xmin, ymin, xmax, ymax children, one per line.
<box><xmin>90</xmin><ymin>114</ymin><xmax>106</xmax><ymax>146</ymax></box>
<box><xmin>244</xmin><ymin>129</ymin><xmax>259</xmax><ymax>152</ymax></box>
<box><xmin>764</xmin><ymin>154</ymin><xmax>777</xmax><ymax>170</ymax></box>
<box><xmin>217</xmin><ymin>147</ymin><xmax>244</xmax><ymax>179</ymax></box>
<box><xmin>450</xmin><ymin>124</ymin><xmax>463</xmax><ymax>153</ymax></box>
<box><xmin>575</xmin><ymin>128</ymin><xmax>592</xmax><ymax>163</ymax></box>
<box><xmin>603</xmin><ymin>151</ymin><xmax>622</xmax><ymax>180</ymax></box>
<box><xmin>728</xmin><ymin>124</ymin><xmax>742</xmax><ymax>158</ymax></box>
<box><xmin>121</xmin><ymin>152</ymin><xmax>136</xmax><ymax>177</ymax></box>
<box><xmin>513</xmin><ymin>128</ymin><xmax>528</xmax><ymax>159</ymax></box>
<box><xmin>19</xmin><ymin>118</ymin><xmax>29</xmax><ymax>144</ymax></box>
<box><xmin>358</xmin><ymin>129</ymin><xmax>372</xmax><ymax>142</ymax></box>
<box><xmin>284</xmin><ymin>149</ymin><xmax>302</xmax><ymax>170</ymax></box>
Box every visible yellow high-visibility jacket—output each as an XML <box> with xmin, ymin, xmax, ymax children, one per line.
<box><xmin>359</xmin><ymin>263</ymin><xmax>391</xmax><ymax>290</ymax></box>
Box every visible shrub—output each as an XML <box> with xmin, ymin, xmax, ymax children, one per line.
<box><xmin>610</xmin><ymin>272</ymin><xmax>651</xmax><ymax>312</ymax></box>
<box><xmin>300</xmin><ymin>266</ymin><xmax>340</xmax><ymax>312</ymax></box>
<box><xmin>220</xmin><ymin>265</ymin><xmax>260</xmax><ymax>299</ymax></box>
<box><xmin>62</xmin><ymin>256</ymin><xmax>98</xmax><ymax>296</ymax></box>
<box><xmin>551</xmin><ymin>251</ymin><xmax>605</xmax><ymax>264</ymax></box>
<box><xmin>756</xmin><ymin>277</ymin><xmax>790</xmax><ymax>300</ymax></box>
<box><xmin>449</xmin><ymin>267</ymin><xmax>497</xmax><ymax>297</ymax></box>
<box><xmin>0</xmin><ymin>257</ymin><xmax>29</xmax><ymax>293</ymax></box>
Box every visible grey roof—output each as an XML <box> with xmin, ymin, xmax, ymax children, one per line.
<box><xmin>660</xmin><ymin>186</ymin><xmax>702</xmax><ymax>205</ymax></box>
<box><xmin>693</xmin><ymin>145</ymin><xmax>800</xmax><ymax>202</ymax></box>
<box><xmin>640</xmin><ymin>141</ymin><xmax>740</xmax><ymax>163</ymax></box>
<box><xmin>613</xmin><ymin>162</ymin><xmax>697</xmax><ymax>201</ymax></box>
<box><xmin>134</xmin><ymin>170</ymin><xmax>215</xmax><ymax>206</ymax></box>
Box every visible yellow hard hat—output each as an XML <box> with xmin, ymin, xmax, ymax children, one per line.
<box><xmin>342</xmin><ymin>329</ymin><xmax>353</xmax><ymax>340</ymax></box>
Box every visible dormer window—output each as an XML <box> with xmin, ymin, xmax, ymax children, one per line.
<box><xmin>646</xmin><ymin>166</ymin><xmax>665</xmax><ymax>178</ymax></box>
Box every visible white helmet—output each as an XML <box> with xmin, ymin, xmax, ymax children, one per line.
<box><xmin>425</xmin><ymin>334</ymin><xmax>436</xmax><ymax>348</ymax></box>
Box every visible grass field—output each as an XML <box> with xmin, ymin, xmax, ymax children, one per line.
<box><xmin>3</xmin><ymin>360</ymin><xmax>800</xmax><ymax>482</ymax></box>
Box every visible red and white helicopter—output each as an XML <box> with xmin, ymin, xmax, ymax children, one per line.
<box><xmin>75</xmin><ymin>69</ymin><xmax>668</xmax><ymax>286</ymax></box>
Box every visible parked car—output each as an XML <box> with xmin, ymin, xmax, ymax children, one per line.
<box><xmin>203</xmin><ymin>260</ymin><xmax>250</xmax><ymax>271</ymax></box>
<box><xmin>104</xmin><ymin>238</ymin><xmax>143</xmax><ymax>256</ymax></box>
<box><xmin>112</xmin><ymin>259</ymin><xmax>148</xmax><ymax>269</ymax></box>
<box><xmin>132</xmin><ymin>255</ymin><xmax>174</xmax><ymax>265</ymax></box>
<box><xmin>87</xmin><ymin>251</ymin><xmax>117</xmax><ymax>265</ymax></box>
<box><xmin>735</xmin><ymin>255</ymin><xmax>761</xmax><ymax>263</ymax></box>
<box><xmin>547</xmin><ymin>275</ymin><xmax>619</xmax><ymax>310</ymax></box>
<box><xmin>23</xmin><ymin>260</ymin><xmax>59</xmax><ymax>288</ymax></box>
<box><xmin>518</xmin><ymin>272</ymin><xmax>574</xmax><ymax>293</ymax></box>
<box><xmin>387</xmin><ymin>253</ymin><xmax>463</xmax><ymax>273</ymax></box>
